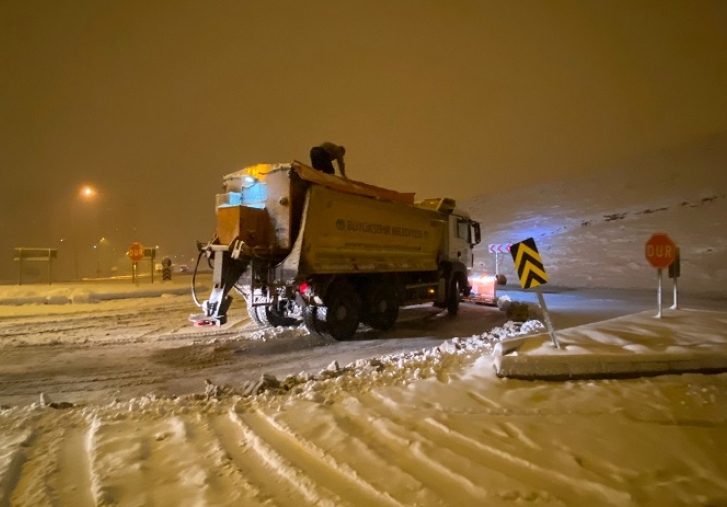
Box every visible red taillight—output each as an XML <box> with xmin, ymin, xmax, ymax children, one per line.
<box><xmin>299</xmin><ymin>282</ymin><xmax>309</xmax><ymax>293</ymax></box>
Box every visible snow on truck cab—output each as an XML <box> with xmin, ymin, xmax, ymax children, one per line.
<box><xmin>191</xmin><ymin>161</ymin><xmax>487</xmax><ymax>341</ymax></box>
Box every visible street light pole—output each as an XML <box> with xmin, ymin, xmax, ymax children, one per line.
<box><xmin>70</xmin><ymin>185</ymin><xmax>97</xmax><ymax>280</ymax></box>
<box><xmin>94</xmin><ymin>237</ymin><xmax>108</xmax><ymax>278</ymax></box>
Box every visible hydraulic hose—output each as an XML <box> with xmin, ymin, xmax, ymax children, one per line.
<box><xmin>191</xmin><ymin>249</ymin><xmax>206</xmax><ymax>307</ymax></box>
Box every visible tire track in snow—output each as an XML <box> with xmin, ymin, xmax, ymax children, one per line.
<box><xmin>139</xmin><ymin>415</ymin><xmax>230</xmax><ymax>506</ymax></box>
<box><xmin>1</xmin><ymin>411</ymin><xmax>86</xmax><ymax>507</ymax></box>
<box><xmin>251</xmin><ymin>407</ymin><xmax>405</xmax><ymax>507</ymax></box>
<box><xmin>365</xmin><ymin>387</ymin><xmax>633</xmax><ymax>505</ymax></box>
<box><xmin>182</xmin><ymin>413</ymin><xmax>268</xmax><ymax>506</ymax></box>
<box><xmin>327</xmin><ymin>396</ymin><xmax>468</xmax><ymax>506</ymax></box>
<box><xmin>210</xmin><ymin>410</ymin><xmax>312</xmax><ymax>507</ymax></box>
<box><xmin>88</xmin><ymin>412</ymin><xmax>266</xmax><ymax>506</ymax></box>
<box><xmin>421</xmin><ymin>416</ymin><xmax>633</xmax><ymax>506</ymax></box>
<box><xmin>226</xmin><ymin>408</ymin><xmax>345</xmax><ymax>507</ymax></box>
<box><xmin>351</xmin><ymin>393</ymin><xmax>492</xmax><ymax>504</ymax></box>
<box><xmin>275</xmin><ymin>400</ymin><xmax>437</xmax><ymax>506</ymax></box>
<box><xmin>0</xmin><ymin>424</ymin><xmax>35</xmax><ymax>507</ymax></box>
<box><xmin>0</xmin><ymin>371</ymin><xmax>168</xmax><ymax>403</ymax></box>
<box><xmin>0</xmin><ymin>302</ymin><xmax>193</xmax><ymax>345</ymax></box>
<box><xmin>87</xmin><ymin>415</ymin><xmax>149</xmax><ymax>506</ymax></box>
<box><xmin>56</xmin><ymin>422</ymin><xmax>95</xmax><ymax>507</ymax></box>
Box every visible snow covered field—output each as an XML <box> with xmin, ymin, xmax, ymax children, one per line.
<box><xmin>0</xmin><ymin>297</ymin><xmax>725</xmax><ymax>506</ymax></box>
<box><xmin>0</xmin><ymin>300</ymin><xmax>724</xmax><ymax>507</ymax></box>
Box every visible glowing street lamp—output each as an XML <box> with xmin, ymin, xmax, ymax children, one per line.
<box><xmin>80</xmin><ymin>185</ymin><xmax>96</xmax><ymax>199</ymax></box>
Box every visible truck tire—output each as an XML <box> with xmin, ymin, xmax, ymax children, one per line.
<box><xmin>248</xmin><ymin>304</ymin><xmax>298</xmax><ymax>327</ymax></box>
<box><xmin>447</xmin><ymin>275</ymin><xmax>462</xmax><ymax>316</ymax></box>
<box><xmin>325</xmin><ymin>289</ymin><xmax>362</xmax><ymax>340</ymax></box>
<box><xmin>247</xmin><ymin>303</ymin><xmax>266</xmax><ymax>326</ymax></box>
<box><xmin>361</xmin><ymin>283</ymin><xmax>399</xmax><ymax>331</ymax></box>
<box><xmin>303</xmin><ymin>304</ymin><xmax>327</xmax><ymax>336</ymax></box>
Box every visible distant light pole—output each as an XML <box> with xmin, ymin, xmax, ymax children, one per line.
<box><xmin>94</xmin><ymin>237</ymin><xmax>109</xmax><ymax>278</ymax></box>
<box><xmin>71</xmin><ymin>185</ymin><xmax>98</xmax><ymax>280</ymax></box>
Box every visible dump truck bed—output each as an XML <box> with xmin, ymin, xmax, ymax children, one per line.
<box><xmin>280</xmin><ymin>184</ymin><xmax>447</xmax><ymax>278</ymax></box>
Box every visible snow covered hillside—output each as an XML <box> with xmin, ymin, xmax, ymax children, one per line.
<box><xmin>465</xmin><ymin>131</ymin><xmax>727</xmax><ymax>295</ymax></box>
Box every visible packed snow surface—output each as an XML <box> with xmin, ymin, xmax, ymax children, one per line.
<box><xmin>0</xmin><ymin>280</ymin><xmax>726</xmax><ymax>506</ymax></box>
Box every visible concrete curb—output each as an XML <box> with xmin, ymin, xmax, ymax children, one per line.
<box><xmin>494</xmin><ymin>352</ymin><xmax>727</xmax><ymax>380</ymax></box>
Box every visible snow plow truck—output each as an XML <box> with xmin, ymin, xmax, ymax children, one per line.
<box><xmin>191</xmin><ymin>161</ymin><xmax>487</xmax><ymax>340</ymax></box>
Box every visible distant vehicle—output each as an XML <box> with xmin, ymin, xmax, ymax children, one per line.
<box><xmin>177</xmin><ymin>264</ymin><xmax>190</xmax><ymax>273</ymax></box>
<box><xmin>154</xmin><ymin>263</ymin><xmax>163</xmax><ymax>273</ymax></box>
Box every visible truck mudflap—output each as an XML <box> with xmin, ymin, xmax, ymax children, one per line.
<box><xmin>189</xmin><ymin>240</ymin><xmax>250</xmax><ymax>326</ymax></box>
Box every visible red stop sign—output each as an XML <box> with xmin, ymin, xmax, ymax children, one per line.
<box><xmin>645</xmin><ymin>233</ymin><xmax>676</xmax><ymax>269</ymax></box>
<box><xmin>128</xmin><ymin>242</ymin><xmax>145</xmax><ymax>262</ymax></box>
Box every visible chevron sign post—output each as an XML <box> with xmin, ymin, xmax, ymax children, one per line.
<box><xmin>488</xmin><ymin>243</ymin><xmax>512</xmax><ymax>277</ymax></box>
<box><xmin>510</xmin><ymin>238</ymin><xmax>559</xmax><ymax>348</ymax></box>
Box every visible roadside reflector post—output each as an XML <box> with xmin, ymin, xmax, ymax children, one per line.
<box><xmin>656</xmin><ymin>268</ymin><xmax>663</xmax><ymax>319</ymax></box>
<box><xmin>510</xmin><ymin>237</ymin><xmax>559</xmax><ymax>349</ymax></box>
<box><xmin>668</xmin><ymin>247</ymin><xmax>680</xmax><ymax>310</ymax></box>
<box><xmin>671</xmin><ymin>276</ymin><xmax>679</xmax><ymax>310</ymax></box>
<box><xmin>489</xmin><ymin>243</ymin><xmax>512</xmax><ymax>279</ymax></box>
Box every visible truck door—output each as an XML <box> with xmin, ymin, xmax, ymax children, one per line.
<box><xmin>448</xmin><ymin>215</ymin><xmax>473</xmax><ymax>266</ymax></box>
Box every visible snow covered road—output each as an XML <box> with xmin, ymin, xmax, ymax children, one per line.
<box><xmin>1</xmin><ymin>347</ymin><xmax>726</xmax><ymax>506</ymax></box>
<box><xmin>1</xmin><ymin>284</ymin><xmax>726</xmax><ymax>506</ymax></box>
<box><xmin>0</xmin><ymin>287</ymin><xmax>508</xmax><ymax>407</ymax></box>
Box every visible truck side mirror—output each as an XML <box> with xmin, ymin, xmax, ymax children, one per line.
<box><xmin>472</xmin><ymin>222</ymin><xmax>481</xmax><ymax>245</ymax></box>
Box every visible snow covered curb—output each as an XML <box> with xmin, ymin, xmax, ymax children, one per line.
<box><xmin>495</xmin><ymin>351</ymin><xmax>727</xmax><ymax>380</ymax></box>
<box><xmin>493</xmin><ymin>309</ymin><xmax>727</xmax><ymax>380</ymax></box>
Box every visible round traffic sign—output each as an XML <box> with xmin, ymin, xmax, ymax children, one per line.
<box><xmin>128</xmin><ymin>242</ymin><xmax>145</xmax><ymax>262</ymax></box>
<box><xmin>645</xmin><ymin>233</ymin><xmax>676</xmax><ymax>269</ymax></box>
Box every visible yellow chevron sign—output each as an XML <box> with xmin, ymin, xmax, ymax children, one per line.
<box><xmin>510</xmin><ymin>237</ymin><xmax>548</xmax><ymax>289</ymax></box>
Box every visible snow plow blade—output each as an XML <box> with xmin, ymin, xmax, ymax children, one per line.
<box><xmin>493</xmin><ymin>309</ymin><xmax>727</xmax><ymax>380</ymax></box>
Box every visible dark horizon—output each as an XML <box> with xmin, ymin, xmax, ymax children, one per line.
<box><xmin>2</xmin><ymin>1</ymin><xmax>727</xmax><ymax>281</ymax></box>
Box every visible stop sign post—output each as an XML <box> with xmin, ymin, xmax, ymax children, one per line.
<box><xmin>644</xmin><ymin>233</ymin><xmax>677</xmax><ymax>318</ymax></box>
<box><xmin>128</xmin><ymin>242</ymin><xmax>144</xmax><ymax>285</ymax></box>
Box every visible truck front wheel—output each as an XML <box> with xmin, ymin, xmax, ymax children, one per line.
<box><xmin>447</xmin><ymin>275</ymin><xmax>462</xmax><ymax>316</ymax></box>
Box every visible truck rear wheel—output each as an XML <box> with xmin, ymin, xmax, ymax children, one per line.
<box><xmin>325</xmin><ymin>289</ymin><xmax>362</xmax><ymax>340</ymax></box>
<box><xmin>248</xmin><ymin>304</ymin><xmax>298</xmax><ymax>327</ymax></box>
<box><xmin>361</xmin><ymin>283</ymin><xmax>399</xmax><ymax>331</ymax></box>
<box><xmin>303</xmin><ymin>304</ymin><xmax>326</xmax><ymax>336</ymax></box>
<box><xmin>304</xmin><ymin>280</ymin><xmax>362</xmax><ymax>341</ymax></box>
